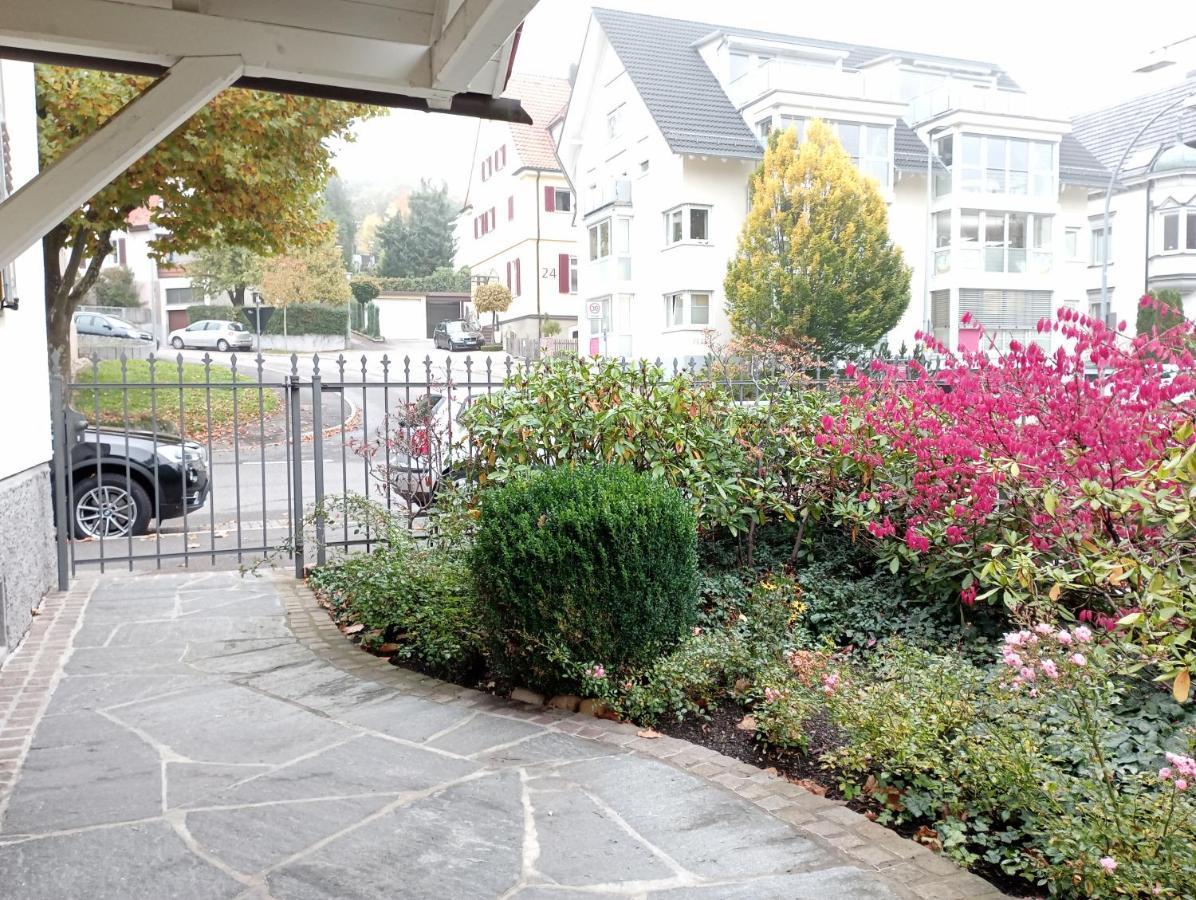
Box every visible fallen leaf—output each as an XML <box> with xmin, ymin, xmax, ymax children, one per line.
<box><xmin>864</xmin><ymin>810</ymin><xmax>879</xmax><ymax>821</ymax></box>
<box><xmin>637</xmin><ymin>728</ymin><xmax>662</xmax><ymax>739</ymax></box>
<box><xmin>792</xmin><ymin>778</ymin><xmax>827</xmax><ymax>796</ymax></box>
<box><xmin>735</xmin><ymin>715</ymin><xmax>757</xmax><ymax>732</ymax></box>
<box><xmin>914</xmin><ymin>825</ymin><xmax>942</xmax><ymax>852</ymax></box>
<box><xmin>1174</xmin><ymin>669</ymin><xmax>1191</xmax><ymax>703</ymax></box>
<box><xmin>342</xmin><ymin>623</ymin><xmax>364</xmax><ymax>635</ymax></box>
<box><xmin>378</xmin><ymin>643</ymin><xmax>401</xmax><ymax>655</ymax></box>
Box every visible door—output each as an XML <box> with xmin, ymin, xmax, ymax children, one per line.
<box><xmin>426</xmin><ymin>298</ymin><xmax>462</xmax><ymax>338</ymax></box>
<box><xmin>167</xmin><ymin>309</ymin><xmax>188</xmax><ymax>332</ymax></box>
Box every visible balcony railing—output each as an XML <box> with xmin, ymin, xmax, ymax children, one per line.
<box><xmin>584</xmin><ymin>180</ymin><xmax>632</xmax><ymax>216</ymax></box>
<box><xmin>907</xmin><ymin>85</ymin><xmax>1045</xmax><ymax>125</ymax></box>
<box><xmin>727</xmin><ymin>60</ymin><xmax>896</xmax><ymax>107</ymax></box>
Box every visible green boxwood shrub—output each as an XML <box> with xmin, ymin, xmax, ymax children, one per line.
<box><xmin>473</xmin><ymin>465</ymin><xmax>699</xmax><ymax>693</ymax></box>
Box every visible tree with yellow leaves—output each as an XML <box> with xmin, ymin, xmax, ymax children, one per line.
<box><xmin>725</xmin><ymin>120</ymin><xmax>910</xmax><ymax>357</ymax></box>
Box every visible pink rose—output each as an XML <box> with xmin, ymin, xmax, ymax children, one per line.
<box><xmin>1056</xmin><ymin>630</ymin><xmax>1073</xmax><ymax>646</ymax></box>
<box><xmin>1040</xmin><ymin>659</ymin><xmax>1059</xmax><ymax>679</ymax></box>
<box><xmin>1074</xmin><ymin>625</ymin><xmax>1093</xmax><ymax>643</ymax></box>
<box><xmin>1099</xmin><ymin>857</ymin><xmax>1117</xmax><ymax>873</ymax></box>
<box><xmin>1176</xmin><ymin>779</ymin><xmax>1189</xmax><ymax>791</ymax></box>
<box><xmin>1070</xmin><ymin>653</ymin><xmax>1087</xmax><ymax>667</ymax></box>
<box><xmin>1160</xmin><ymin>767</ymin><xmax>1173</xmax><ymax>781</ymax></box>
<box><xmin>589</xmin><ymin>664</ymin><xmax>606</xmax><ymax>679</ymax></box>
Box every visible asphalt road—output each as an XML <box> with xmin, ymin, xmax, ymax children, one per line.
<box><xmin>70</xmin><ymin>338</ymin><xmax>511</xmax><ymax>572</ymax></box>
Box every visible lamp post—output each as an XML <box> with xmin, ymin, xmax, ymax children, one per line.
<box><xmin>1099</xmin><ymin>93</ymin><xmax>1196</xmax><ymax>310</ymax></box>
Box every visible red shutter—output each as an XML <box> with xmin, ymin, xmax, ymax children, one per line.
<box><xmin>508</xmin><ymin>195</ymin><xmax>515</xmax><ymax>220</ymax></box>
<box><xmin>473</xmin><ymin>217</ymin><xmax>479</xmax><ymax>239</ymax></box>
<box><xmin>505</xmin><ymin>261</ymin><xmax>511</xmax><ymax>290</ymax></box>
<box><xmin>515</xmin><ymin>258</ymin><xmax>522</xmax><ymax>296</ymax></box>
<box><xmin>544</xmin><ymin>186</ymin><xmax>555</xmax><ymax>212</ymax></box>
<box><xmin>558</xmin><ymin>254</ymin><xmax>569</xmax><ymax>293</ymax></box>
<box><xmin>489</xmin><ymin>208</ymin><xmax>495</xmax><ymax>230</ymax></box>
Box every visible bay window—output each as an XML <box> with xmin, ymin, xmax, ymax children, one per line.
<box><xmin>955</xmin><ymin>134</ymin><xmax>1054</xmax><ymax>198</ymax></box>
<box><xmin>589</xmin><ymin>219</ymin><xmax>610</xmax><ymax>261</ymax></box>
<box><xmin>958</xmin><ymin>210</ymin><xmax>1052</xmax><ymax>273</ymax></box>
<box><xmin>1160</xmin><ymin>210</ymin><xmax>1196</xmax><ymax>252</ymax></box>
<box><xmin>665</xmin><ymin>291</ymin><xmax>711</xmax><ymax>327</ymax></box>
<box><xmin>770</xmin><ymin>117</ymin><xmax>891</xmax><ymax>187</ymax></box>
<box><xmin>664</xmin><ymin>204</ymin><xmax>711</xmax><ymax>245</ymax></box>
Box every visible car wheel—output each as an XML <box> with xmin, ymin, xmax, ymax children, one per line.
<box><xmin>72</xmin><ymin>474</ymin><xmax>151</xmax><ymax>539</ymax></box>
<box><xmin>216</xmin><ymin>339</ymin><xmax>231</xmax><ymax>352</ymax></box>
<box><xmin>171</xmin><ymin>337</ymin><xmax>184</xmax><ymax>350</ymax></box>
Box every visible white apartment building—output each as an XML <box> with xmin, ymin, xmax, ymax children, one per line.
<box><xmin>1073</xmin><ymin>75</ymin><xmax>1196</xmax><ymax>329</ymax></box>
<box><xmin>457</xmin><ymin>73</ymin><xmax>580</xmax><ymax>348</ymax></box>
<box><xmin>556</xmin><ymin>9</ymin><xmax>1108</xmax><ymax>362</ymax></box>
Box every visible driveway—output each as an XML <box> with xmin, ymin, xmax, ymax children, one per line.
<box><xmin>0</xmin><ymin>573</ymin><xmax>1002</xmax><ymax>899</ymax></box>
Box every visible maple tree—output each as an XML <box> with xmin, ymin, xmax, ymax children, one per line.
<box><xmin>36</xmin><ymin>65</ymin><xmax>375</xmax><ymax>367</ymax></box>
<box><xmin>258</xmin><ymin>236</ymin><xmax>351</xmax><ymax>306</ymax></box>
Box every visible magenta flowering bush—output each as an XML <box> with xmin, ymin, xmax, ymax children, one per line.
<box><xmin>828</xmin><ymin>301</ymin><xmax>1195</xmax><ymax>602</ymax></box>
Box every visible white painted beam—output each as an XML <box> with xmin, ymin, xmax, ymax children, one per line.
<box><xmin>0</xmin><ymin>0</ymin><xmax>441</xmax><ymax>98</ymax></box>
<box><xmin>0</xmin><ymin>55</ymin><xmax>242</xmax><ymax>268</ymax></box>
<box><xmin>430</xmin><ymin>0</ymin><xmax>535</xmax><ymax>92</ymax></box>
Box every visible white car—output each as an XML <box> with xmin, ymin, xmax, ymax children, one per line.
<box><xmin>168</xmin><ymin>319</ymin><xmax>253</xmax><ymax>352</ymax></box>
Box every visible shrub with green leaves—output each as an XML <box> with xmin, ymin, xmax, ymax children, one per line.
<box><xmin>472</xmin><ymin>465</ymin><xmax>699</xmax><ymax>693</ymax></box>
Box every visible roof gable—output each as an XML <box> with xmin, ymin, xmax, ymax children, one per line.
<box><xmin>502</xmin><ymin>72</ymin><xmax>571</xmax><ymax>171</ymax></box>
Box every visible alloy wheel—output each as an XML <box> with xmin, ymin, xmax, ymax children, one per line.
<box><xmin>75</xmin><ymin>484</ymin><xmax>138</xmax><ymax>538</ymax></box>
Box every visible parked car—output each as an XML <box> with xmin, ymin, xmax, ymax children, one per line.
<box><xmin>74</xmin><ymin>311</ymin><xmax>155</xmax><ymax>344</ymax></box>
<box><xmin>62</xmin><ymin>410</ymin><xmax>210</xmax><ymax>539</ymax></box>
<box><xmin>168</xmin><ymin>319</ymin><xmax>253</xmax><ymax>352</ymax></box>
<box><xmin>432</xmin><ymin>320</ymin><xmax>483</xmax><ymax>352</ymax></box>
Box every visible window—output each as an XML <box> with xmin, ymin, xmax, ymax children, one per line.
<box><xmin>557</xmin><ymin>254</ymin><xmax>578</xmax><ymax>294</ymax></box>
<box><xmin>110</xmin><ymin>239</ymin><xmax>126</xmax><ymax>266</ymax></box>
<box><xmin>607</xmin><ymin>105</ymin><xmax>624</xmax><ymax>140</ymax></box>
<box><xmin>730</xmin><ymin>50</ymin><xmax>750</xmax><ymax>82</ymax></box>
<box><xmin>834</xmin><ymin>122</ymin><xmax>890</xmax><ymax>186</ymax></box>
<box><xmin>476</xmin><ymin>207</ymin><xmax>496</xmax><ymax>236</ymax></box>
<box><xmin>930</xmin><ymin>289</ymin><xmax>951</xmax><ymax>344</ymax></box>
<box><xmin>956</xmin><ymin>134</ymin><xmax>1054</xmax><ymax>197</ymax></box>
<box><xmin>505</xmin><ymin>258</ymin><xmax>522</xmax><ymax>296</ymax></box>
<box><xmin>1091</xmin><ymin>225</ymin><xmax>1112</xmax><ymax>265</ymax></box>
<box><xmin>961</xmin><ymin>289</ymin><xmax>1053</xmax><ymax>351</ymax></box>
<box><xmin>958</xmin><ymin>210</ymin><xmax>1052</xmax><ymax>273</ymax></box>
<box><xmin>589</xmin><ymin>220</ymin><xmax>611</xmax><ymax>261</ymax></box>
<box><xmin>544</xmin><ymin>186</ymin><xmax>572</xmax><ymax>212</ymax></box>
<box><xmin>165</xmin><ymin>286</ymin><xmax>193</xmax><ymax>306</ymax></box>
<box><xmin>1160</xmin><ymin>210</ymin><xmax>1196</xmax><ymax>252</ymax></box>
<box><xmin>1065</xmin><ymin>227</ymin><xmax>1081</xmax><ymax>259</ymax></box>
<box><xmin>481</xmin><ymin>157</ymin><xmax>491</xmax><ymax>181</ymax></box>
<box><xmin>664</xmin><ymin>204</ymin><xmax>712</xmax><ymax>245</ymax></box>
<box><xmin>933</xmin><ymin>211</ymin><xmax>951</xmax><ymax>273</ymax></box>
<box><xmin>779</xmin><ymin>115</ymin><xmax>805</xmax><ymax>141</ymax></box>
<box><xmin>1088</xmin><ymin>289</ymin><xmax>1115</xmax><ymax>329</ymax></box>
<box><xmin>639</xmin><ymin>160</ymin><xmax>650</xmax><ymax>175</ymax></box>
<box><xmin>756</xmin><ymin>116</ymin><xmax>773</xmax><ymax>143</ymax></box>
<box><xmin>933</xmin><ymin>134</ymin><xmax>952</xmax><ymax>197</ymax></box>
<box><xmin>665</xmin><ymin>291</ymin><xmax>711</xmax><ymax>327</ymax></box>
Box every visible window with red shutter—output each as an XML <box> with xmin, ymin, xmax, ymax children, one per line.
<box><xmin>558</xmin><ymin>254</ymin><xmax>569</xmax><ymax>293</ymax></box>
<box><xmin>544</xmin><ymin>186</ymin><xmax>555</xmax><ymax>212</ymax></box>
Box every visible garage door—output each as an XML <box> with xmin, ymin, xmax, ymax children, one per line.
<box><xmin>167</xmin><ymin>309</ymin><xmax>188</xmax><ymax>332</ymax></box>
<box><xmin>426</xmin><ymin>297</ymin><xmax>463</xmax><ymax>338</ymax></box>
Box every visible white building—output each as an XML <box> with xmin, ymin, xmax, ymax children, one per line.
<box><xmin>1072</xmin><ymin>75</ymin><xmax>1196</xmax><ymax>329</ymax></box>
<box><xmin>457</xmin><ymin>73</ymin><xmax>580</xmax><ymax>349</ymax></box>
<box><xmin>0</xmin><ymin>60</ymin><xmax>55</xmax><ymax>662</ymax></box>
<box><xmin>556</xmin><ymin>9</ymin><xmax>1108</xmax><ymax>362</ymax></box>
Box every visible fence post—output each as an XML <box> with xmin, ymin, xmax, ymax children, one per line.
<box><xmin>310</xmin><ymin>362</ymin><xmax>326</xmax><ymax>568</ymax></box>
<box><xmin>288</xmin><ymin>374</ymin><xmax>305</xmax><ymax>578</ymax></box>
<box><xmin>48</xmin><ymin>357</ymin><xmax>71</xmax><ymax>591</ymax></box>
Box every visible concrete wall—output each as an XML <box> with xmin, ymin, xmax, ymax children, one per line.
<box><xmin>257</xmin><ymin>334</ymin><xmax>347</xmax><ymax>353</ymax></box>
<box><xmin>0</xmin><ymin>60</ymin><xmax>57</xmax><ymax>659</ymax></box>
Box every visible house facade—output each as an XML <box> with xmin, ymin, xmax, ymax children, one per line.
<box><xmin>1072</xmin><ymin>76</ymin><xmax>1196</xmax><ymax>330</ymax></box>
<box><xmin>556</xmin><ymin>9</ymin><xmax>1108</xmax><ymax>363</ymax></box>
<box><xmin>0</xmin><ymin>60</ymin><xmax>56</xmax><ymax>662</ymax></box>
<box><xmin>456</xmin><ymin>73</ymin><xmax>580</xmax><ymax>348</ymax></box>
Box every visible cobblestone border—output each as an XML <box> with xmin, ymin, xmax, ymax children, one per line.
<box><xmin>0</xmin><ymin>577</ymin><xmax>95</xmax><ymax>809</ymax></box>
<box><xmin>278</xmin><ymin>575</ymin><xmax>1010</xmax><ymax>900</ymax></box>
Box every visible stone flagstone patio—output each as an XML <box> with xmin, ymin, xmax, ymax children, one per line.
<box><xmin>0</xmin><ymin>572</ymin><xmax>1006</xmax><ymax>899</ymax></box>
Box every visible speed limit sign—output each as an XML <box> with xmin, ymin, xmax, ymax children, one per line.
<box><xmin>586</xmin><ymin>301</ymin><xmax>604</xmax><ymax>318</ymax></box>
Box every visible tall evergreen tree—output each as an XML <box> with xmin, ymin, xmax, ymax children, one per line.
<box><xmin>725</xmin><ymin>120</ymin><xmax>910</xmax><ymax>357</ymax></box>
<box><xmin>373</xmin><ymin>179</ymin><xmax>456</xmax><ymax>278</ymax></box>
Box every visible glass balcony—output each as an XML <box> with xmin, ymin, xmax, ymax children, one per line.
<box><xmin>726</xmin><ymin>59</ymin><xmax>895</xmax><ymax>107</ymax></box>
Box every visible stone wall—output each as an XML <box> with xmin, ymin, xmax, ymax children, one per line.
<box><xmin>0</xmin><ymin>464</ymin><xmax>56</xmax><ymax>662</ymax></box>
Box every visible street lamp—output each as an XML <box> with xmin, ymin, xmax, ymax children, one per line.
<box><xmin>1099</xmin><ymin>93</ymin><xmax>1196</xmax><ymax>309</ymax></box>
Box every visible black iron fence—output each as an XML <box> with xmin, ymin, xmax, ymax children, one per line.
<box><xmin>47</xmin><ymin>348</ymin><xmax>924</xmax><ymax>585</ymax></box>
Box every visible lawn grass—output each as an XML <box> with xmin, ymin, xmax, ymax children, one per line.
<box><xmin>72</xmin><ymin>359</ymin><xmax>282</xmax><ymax>440</ymax></box>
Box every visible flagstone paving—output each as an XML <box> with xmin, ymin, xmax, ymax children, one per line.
<box><xmin>0</xmin><ymin>572</ymin><xmax>1007</xmax><ymax>899</ymax></box>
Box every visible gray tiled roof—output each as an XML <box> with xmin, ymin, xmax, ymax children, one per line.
<box><xmin>1072</xmin><ymin>77</ymin><xmax>1196</xmax><ymax>180</ymax></box>
<box><xmin>591</xmin><ymin>8</ymin><xmax>762</xmax><ymax>160</ymax></box>
<box><xmin>1058</xmin><ymin>133</ymin><xmax>1108</xmax><ymax>188</ymax></box>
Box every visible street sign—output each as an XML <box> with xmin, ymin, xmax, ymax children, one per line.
<box><xmin>586</xmin><ymin>301</ymin><xmax>603</xmax><ymax>319</ymax></box>
<box><xmin>241</xmin><ymin>306</ymin><xmax>275</xmax><ymax>332</ymax></box>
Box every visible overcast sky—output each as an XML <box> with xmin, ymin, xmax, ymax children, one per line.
<box><xmin>329</xmin><ymin>0</ymin><xmax>1196</xmax><ymax>195</ymax></box>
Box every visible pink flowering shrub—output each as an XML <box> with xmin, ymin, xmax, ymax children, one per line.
<box><xmin>827</xmin><ymin>300</ymin><xmax>1196</xmax><ymax>621</ymax></box>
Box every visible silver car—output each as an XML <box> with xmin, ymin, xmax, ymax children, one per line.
<box><xmin>168</xmin><ymin>319</ymin><xmax>253</xmax><ymax>352</ymax></box>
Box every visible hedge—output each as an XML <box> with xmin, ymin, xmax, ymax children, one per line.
<box><xmin>353</xmin><ymin>267</ymin><xmax>470</xmax><ymax>295</ymax></box>
<box><xmin>186</xmin><ymin>303</ymin><xmax>347</xmax><ymax>336</ymax></box>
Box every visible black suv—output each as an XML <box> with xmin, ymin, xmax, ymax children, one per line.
<box><xmin>64</xmin><ymin>411</ymin><xmax>210</xmax><ymax>538</ymax></box>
